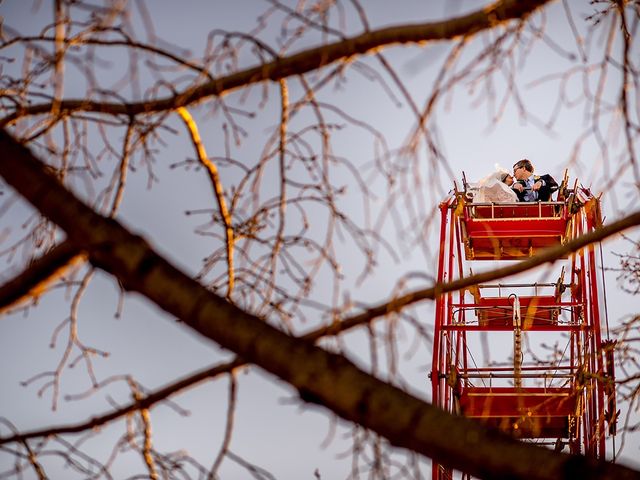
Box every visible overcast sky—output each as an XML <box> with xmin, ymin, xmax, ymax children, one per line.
<box><xmin>1</xmin><ymin>1</ymin><xmax>638</xmax><ymax>478</ymax></box>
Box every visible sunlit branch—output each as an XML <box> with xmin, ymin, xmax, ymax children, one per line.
<box><xmin>177</xmin><ymin>107</ymin><xmax>235</xmax><ymax>298</ymax></box>
<box><xmin>276</xmin><ymin>78</ymin><xmax>288</xmax><ymax>259</ymax></box>
<box><xmin>130</xmin><ymin>383</ymin><xmax>159</xmax><ymax>480</ymax></box>
<box><xmin>0</xmin><ymin>0</ymin><xmax>552</xmax><ymax>127</ymax></box>
<box><xmin>0</xmin><ymin>240</ymin><xmax>86</xmax><ymax>315</ymax></box>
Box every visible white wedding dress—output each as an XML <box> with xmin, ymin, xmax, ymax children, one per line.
<box><xmin>473</xmin><ymin>170</ymin><xmax>518</xmax><ymax>203</ymax></box>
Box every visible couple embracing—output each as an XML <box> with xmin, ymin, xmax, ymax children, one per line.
<box><xmin>506</xmin><ymin>159</ymin><xmax>557</xmax><ymax>202</ymax></box>
<box><xmin>476</xmin><ymin>159</ymin><xmax>557</xmax><ymax>203</ymax></box>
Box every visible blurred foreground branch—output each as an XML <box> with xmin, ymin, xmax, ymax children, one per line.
<box><xmin>1</xmin><ymin>123</ymin><xmax>638</xmax><ymax>480</ymax></box>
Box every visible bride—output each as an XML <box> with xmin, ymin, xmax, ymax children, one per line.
<box><xmin>472</xmin><ymin>166</ymin><xmax>518</xmax><ymax>203</ymax></box>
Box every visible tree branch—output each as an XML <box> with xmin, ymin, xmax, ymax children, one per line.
<box><xmin>0</xmin><ymin>0</ymin><xmax>553</xmax><ymax>127</ymax></box>
<box><xmin>311</xmin><ymin>206</ymin><xmax>640</xmax><ymax>338</ymax></box>
<box><xmin>0</xmin><ymin>240</ymin><xmax>86</xmax><ymax>315</ymax></box>
<box><xmin>177</xmin><ymin>107</ymin><xmax>235</xmax><ymax>298</ymax></box>
<box><xmin>0</xmin><ymin>359</ymin><xmax>243</xmax><ymax>445</ymax></box>
<box><xmin>1</xmin><ymin>173</ymin><xmax>638</xmax><ymax>441</ymax></box>
<box><xmin>2</xmin><ymin>194</ymin><xmax>637</xmax><ymax>444</ymax></box>
<box><xmin>1</xmin><ymin>129</ymin><xmax>638</xmax><ymax>480</ymax></box>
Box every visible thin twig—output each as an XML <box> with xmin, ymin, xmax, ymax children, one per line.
<box><xmin>0</xmin><ymin>0</ymin><xmax>552</xmax><ymax>126</ymax></box>
<box><xmin>177</xmin><ymin>107</ymin><xmax>235</xmax><ymax>298</ymax></box>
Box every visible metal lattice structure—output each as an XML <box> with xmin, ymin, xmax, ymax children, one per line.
<box><xmin>430</xmin><ymin>183</ymin><xmax>617</xmax><ymax>479</ymax></box>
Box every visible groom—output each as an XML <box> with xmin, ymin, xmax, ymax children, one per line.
<box><xmin>511</xmin><ymin>159</ymin><xmax>558</xmax><ymax>202</ymax></box>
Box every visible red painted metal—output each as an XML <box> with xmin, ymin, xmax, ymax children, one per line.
<box><xmin>431</xmin><ymin>188</ymin><xmax>616</xmax><ymax>479</ymax></box>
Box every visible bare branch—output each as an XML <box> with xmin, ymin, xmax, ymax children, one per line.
<box><xmin>177</xmin><ymin>107</ymin><xmax>235</xmax><ymax>298</ymax></box>
<box><xmin>208</xmin><ymin>372</ymin><xmax>237</xmax><ymax>479</ymax></box>
<box><xmin>312</xmin><ymin>205</ymin><xmax>640</xmax><ymax>339</ymax></box>
<box><xmin>0</xmin><ymin>359</ymin><xmax>243</xmax><ymax>446</ymax></box>
<box><xmin>0</xmin><ymin>240</ymin><xmax>86</xmax><ymax>315</ymax></box>
<box><xmin>1</xmin><ymin>122</ymin><xmax>638</xmax><ymax>480</ymax></box>
<box><xmin>1</xmin><ymin>0</ymin><xmax>552</xmax><ymax>126</ymax></box>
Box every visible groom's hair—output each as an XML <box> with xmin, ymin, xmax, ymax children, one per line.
<box><xmin>513</xmin><ymin>159</ymin><xmax>533</xmax><ymax>173</ymax></box>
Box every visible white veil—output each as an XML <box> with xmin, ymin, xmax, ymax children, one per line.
<box><xmin>474</xmin><ymin>165</ymin><xmax>518</xmax><ymax>203</ymax></box>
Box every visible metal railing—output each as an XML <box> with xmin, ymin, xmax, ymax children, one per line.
<box><xmin>465</xmin><ymin>201</ymin><xmax>566</xmax><ymax>220</ymax></box>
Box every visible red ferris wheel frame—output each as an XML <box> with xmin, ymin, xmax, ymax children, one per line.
<box><xmin>430</xmin><ymin>186</ymin><xmax>617</xmax><ymax>479</ymax></box>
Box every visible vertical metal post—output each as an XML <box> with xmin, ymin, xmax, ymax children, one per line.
<box><xmin>512</xmin><ymin>294</ymin><xmax>522</xmax><ymax>389</ymax></box>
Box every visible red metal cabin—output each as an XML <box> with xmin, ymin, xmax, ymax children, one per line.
<box><xmin>431</xmin><ymin>182</ymin><xmax>617</xmax><ymax>479</ymax></box>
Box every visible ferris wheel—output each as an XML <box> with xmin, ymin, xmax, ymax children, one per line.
<box><xmin>430</xmin><ymin>178</ymin><xmax>618</xmax><ymax>479</ymax></box>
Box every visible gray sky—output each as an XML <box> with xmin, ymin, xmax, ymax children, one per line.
<box><xmin>1</xmin><ymin>1</ymin><xmax>638</xmax><ymax>478</ymax></box>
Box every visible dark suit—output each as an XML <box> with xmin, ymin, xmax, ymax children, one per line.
<box><xmin>513</xmin><ymin>174</ymin><xmax>558</xmax><ymax>202</ymax></box>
